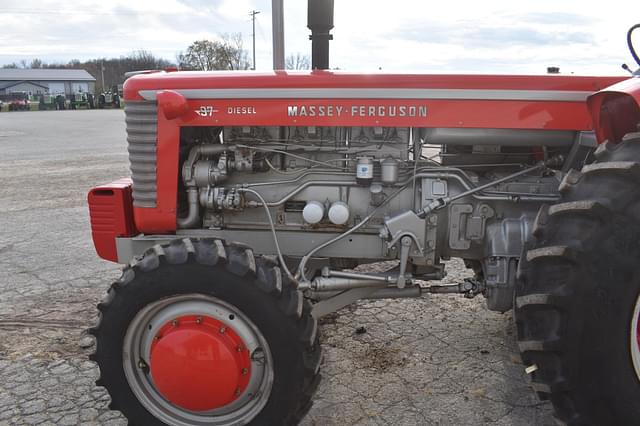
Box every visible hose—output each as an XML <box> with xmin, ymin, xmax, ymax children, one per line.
<box><xmin>236</xmin><ymin>188</ymin><xmax>298</xmax><ymax>284</ymax></box>
<box><xmin>628</xmin><ymin>24</ymin><xmax>640</xmax><ymax>67</ymax></box>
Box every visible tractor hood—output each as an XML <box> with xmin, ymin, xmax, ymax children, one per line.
<box><xmin>124</xmin><ymin>70</ymin><xmax>629</xmax><ymax>132</ymax></box>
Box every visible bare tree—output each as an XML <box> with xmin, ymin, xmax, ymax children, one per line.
<box><xmin>220</xmin><ymin>33</ymin><xmax>250</xmax><ymax>70</ymax></box>
<box><xmin>29</xmin><ymin>58</ymin><xmax>44</xmax><ymax>68</ymax></box>
<box><xmin>286</xmin><ymin>53</ymin><xmax>311</xmax><ymax>70</ymax></box>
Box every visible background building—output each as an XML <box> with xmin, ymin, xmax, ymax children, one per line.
<box><xmin>0</xmin><ymin>69</ymin><xmax>96</xmax><ymax>96</ymax></box>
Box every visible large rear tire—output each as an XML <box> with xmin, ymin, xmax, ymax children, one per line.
<box><xmin>90</xmin><ymin>238</ymin><xmax>321</xmax><ymax>425</ymax></box>
<box><xmin>516</xmin><ymin>133</ymin><xmax>640</xmax><ymax>425</ymax></box>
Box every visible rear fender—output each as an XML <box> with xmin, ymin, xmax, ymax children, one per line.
<box><xmin>588</xmin><ymin>77</ymin><xmax>640</xmax><ymax>144</ymax></box>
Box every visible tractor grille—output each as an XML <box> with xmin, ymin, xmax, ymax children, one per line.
<box><xmin>125</xmin><ymin>101</ymin><xmax>158</xmax><ymax>208</ymax></box>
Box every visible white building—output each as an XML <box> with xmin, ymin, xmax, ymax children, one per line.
<box><xmin>0</xmin><ymin>69</ymin><xmax>96</xmax><ymax>96</ymax></box>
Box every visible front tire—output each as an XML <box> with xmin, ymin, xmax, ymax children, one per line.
<box><xmin>516</xmin><ymin>134</ymin><xmax>640</xmax><ymax>425</ymax></box>
<box><xmin>90</xmin><ymin>238</ymin><xmax>321</xmax><ymax>425</ymax></box>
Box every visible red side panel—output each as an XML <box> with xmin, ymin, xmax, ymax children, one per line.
<box><xmin>88</xmin><ymin>178</ymin><xmax>137</xmax><ymax>262</ymax></box>
<box><xmin>588</xmin><ymin>77</ymin><xmax>640</xmax><ymax>144</ymax></box>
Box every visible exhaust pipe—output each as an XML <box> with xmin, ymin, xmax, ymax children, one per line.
<box><xmin>308</xmin><ymin>0</ymin><xmax>334</xmax><ymax>70</ymax></box>
<box><xmin>272</xmin><ymin>0</ymin><xmax>285</xmax><ymax>69</ymax></box>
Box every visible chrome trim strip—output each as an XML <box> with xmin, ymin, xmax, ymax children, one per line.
<box><xmin>139</xmin><ymin>88</ymin><xmax>592</xmax><ymax>102</ymax></box>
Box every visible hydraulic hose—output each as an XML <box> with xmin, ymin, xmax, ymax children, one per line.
<box><xmin>628</xmin><ymin>24</ymin><xmax>640</xmax><ymax>67</ymax></box>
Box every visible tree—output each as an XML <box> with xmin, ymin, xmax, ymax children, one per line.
<box><xmin>29</xmin><ymin>58</ymin><xmax>43</xmax><ymax>68</ymax></box>
<box><xmin>128</xmin><ymin>50</ymin><xmax>172</xmax><ymax>71</ymax></box>
<box><xmin>220</xmin><ymin>33</ymin><xmax>250</xmax><ymax>70</ymax></box>
<box><xmin>177</xmin><ymin>33</ymin><xmax>250</xmax><ymax>71</ymax></box>
<box><xmin>286</xmin><ymin>53</ymin><xmax>311</xmax><ymax>70</ymax></box>
<box><xmin>177</xmin><ymin>40</ymin><xmax>218</xmax><ymax>70</ymax></box>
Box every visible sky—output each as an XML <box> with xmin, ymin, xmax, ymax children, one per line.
<box><xmin>0</xmin><ymin>0</ymin><xmax>638</xmax><ymax>75</ymax></box>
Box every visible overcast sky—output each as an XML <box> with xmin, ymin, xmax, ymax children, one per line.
<box><xmin>1</xmin><ymin>0</ymin><xmax>638</xmax><ymax>75</ymax></box>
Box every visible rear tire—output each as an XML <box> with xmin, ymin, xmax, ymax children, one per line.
<box><xmin>90</xmin><ymin>238</ymin><xmax>321</xmax><ymax>425</ymax></box>
<box><xmin>516</xmin><ymin>134</ymin><xmax>640</xmax><ymax>425</ymax></box>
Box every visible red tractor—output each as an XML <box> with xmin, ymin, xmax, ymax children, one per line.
<box><xmin>1</xmin><ymin>92</ymin><xmax>30</xmax><ymax>111</ymax></box>
<box><xmin>87</xmin><ymin>2</ymin><xmax>640</xmax><ymax>424</ymax></box>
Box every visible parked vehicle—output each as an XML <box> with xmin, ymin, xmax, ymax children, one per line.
<box><xmin>97</xmin><ymin>86</ymin><xmax>120</xmax><ymax>109</ymax></box>
<box><xmin>86</xmin><ymin>4</ymin><xmax>640</xmax><ymax>425</ymax></box>
<box><xmin>1</xmin><ymin>92</ymin><xmax>30</xmax><ymax>111</ymax></box>
<box><xmin>36</xmin><ymin>94</ymin><xmax>66</xmax><ymax>111</ymax></box>
<box><xmin>70</xmin><ymin>92</ymin><xmax>95</xmax><ymax>109</ymax></box>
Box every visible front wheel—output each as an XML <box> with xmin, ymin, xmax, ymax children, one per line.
<box><xmin>516</xmin><ymin>134</ymin><xmax>640</xmax><ymax>425</ymax></box>
<box><xmin>90</xmin><ymin>238</ymin><xmax>321</xmax><ymax>425</ymax></box>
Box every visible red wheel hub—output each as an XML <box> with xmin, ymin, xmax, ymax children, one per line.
<box><xmin>149</xmin><ymin>315</ymin><xmax>251</xmax><ymax>411</ymax></box>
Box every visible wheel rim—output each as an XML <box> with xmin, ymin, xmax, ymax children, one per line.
<box><xmin>630</xmin><ymin>292</ymin><xmax>640</xmax><ymax>382</ymax></box>
<box><xmin>123</xmin><ymin>294</ymin><xmax>274</xmax><ymax>426</ymax></box>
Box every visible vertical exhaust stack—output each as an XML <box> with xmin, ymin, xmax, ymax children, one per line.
<box><xmin>308</xmin><ymin>0</ymin><xmax>334</xmax><ymax>70</ymax></box>
<box><xmin>272</xmin><ymin>0</ymin><xmax>285</xmax><ymax>70</ymax></box>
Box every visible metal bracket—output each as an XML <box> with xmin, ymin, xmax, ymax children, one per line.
<box><xmin>396</xmin><ymin>236</ymin><xmax>413</xmax><ymax>289</ymax></box>
<box><xmin>449</xmin><ymin>204</ymin><xmax>473</xmax><ymax>250</ymax></box>
<box><xmin>311</xmin><ymin>287</ymin><xmax>380</xmax><ymax>318</ymax></box>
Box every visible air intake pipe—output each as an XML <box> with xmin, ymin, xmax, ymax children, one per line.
<box><xmin>308</xmin><ymin>0</ymin><xmax>334</xmax><ymax>70</ymax></box>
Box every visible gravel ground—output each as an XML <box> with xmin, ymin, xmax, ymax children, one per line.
<box><xmin>0</xmin><ymin>110</ymin><xmax>555</xmax><ymax>425</ymax></box>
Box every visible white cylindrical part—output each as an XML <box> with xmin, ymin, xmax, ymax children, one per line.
<box><xmin>356</xmin><ymin>157</ymin><xmax>374</xmax><ymax>185</ymax></box>
<box><xmin>328</xmin><ymin>201</ymin><xmax>350</xmax><ymax>225</ymax></box>
<box><xmin>381</xmin><ymin>157</ymin><xmax>399</xmax><ymax>185</ymax></box>
<box><xmin>302</xmin><ymin>200</ymin><xmax>325</xmax><ymax>224</ymax></box>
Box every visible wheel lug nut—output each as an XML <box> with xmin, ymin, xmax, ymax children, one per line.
<box><xmin>171</xmin><ymin>319</ymin><xmax>178</xmax><ymax>327</ymax></box>
<box><xmin>219</xmin><ymin>326</ymin><xmax>226</xmax><ymax>334</ymax></box>
<box><xmin>196</xmin><ymin>316</ymin><xmax>203</xmax><ymax>324</ymax></box>
<box><xmin>241</xmin><ymin>368</ymin><xmax>248</xmax><ymax>375</ymax></box>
